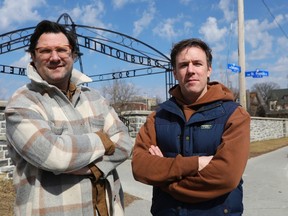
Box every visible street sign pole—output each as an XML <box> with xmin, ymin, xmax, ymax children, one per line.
<box><xmin>238</xmin><ymin>0</ymin><xmax>247</xmax><ymax>110</ymax></box>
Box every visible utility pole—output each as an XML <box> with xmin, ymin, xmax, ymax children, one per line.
<box><xmin>238</xmin><ymin>0</ymin><xmax>247</xmax><ymax>109</ymax></box>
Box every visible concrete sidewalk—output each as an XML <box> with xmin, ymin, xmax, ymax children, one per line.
<box><xmin>117</xmin><ymin>158</ymin><xmax>152</xmax><ymax>216</ymax></box>
<box><xmin>118</xmin><ymin>146</ymin><xmax>288</xmax><ymax>216</ymax></box>
<box><xmin>242</xmin><ymin>146</ymin><xmax>288</xmax><ymax>216</ymax></box>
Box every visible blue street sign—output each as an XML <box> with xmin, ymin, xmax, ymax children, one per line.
<box><xmin>245</xmin><ymin>69</ymin><xmax>269</xmax><ymax>78</ymax></box>
<box><xmin>252</xmin><ymin>74</ymin><xmax>263</xmax><ymax>78</ymax></box>
<box><xmin>255</xmin><ymin>69</ymin><xmax>269</xmax><ymax>76</ymax></box>
<box><xmin>245</xmin><ymin>71</ymin><xmax>253</xmax><ymax>77</ymax></box>
<box><xmin>227</xmin><ymin>63</ymin><xmax>241</xmax><ymax>72</ymax></box>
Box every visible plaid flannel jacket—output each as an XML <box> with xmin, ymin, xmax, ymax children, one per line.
<box><xmin>5</xmin><ymin>64</ymin><xmax>133</xmax><ymax>216</ymax></box>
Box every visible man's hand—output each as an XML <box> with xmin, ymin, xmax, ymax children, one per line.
<box><xmin>96</xmin><ymin>131</ymin><xmax>115</xmax><ymax>155</ymax></box>
<box><xmin>149</xmin><ymin>145</ymin><xmax>164</xmax><ymax>157</ymax></box>
<box><xmin>198</xmin><ymin>156</ymin><xmax>213</xmax><ymax>171</ymax></box>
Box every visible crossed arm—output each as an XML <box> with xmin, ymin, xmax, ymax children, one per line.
<box><xmin>149</xmin><ymin>145</ymin><xmax>213</xmax><ymax>171</ymax></box>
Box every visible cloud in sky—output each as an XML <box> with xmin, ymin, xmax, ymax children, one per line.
<box><xmin>12</xmin><ymin>53</ymin><xmax>31</xmax><ymax>68</ymax></box>
<box><xmin>243</xmin><ymin>15</ymin><xmax>288</xmax><ymax>62</ymax></box>
<box><xmin>274</xmin><ymin>56</ymin><xmax>288</xmax><ymax>73</ymax></box>
<box><xmin>199</xmin><ymin>17</ymin><xmax>227</xmax><ymax>43</ymax></box>
<box><xmin>68</xmin><ymin>0</ymin><xmax>111</xmax><ymax>28</ymax></box>
<box><xmin>133</xmin><ymin>2</ymin><xmax>156</xmax><ymax>37</ymax></box>
<box><xmin>219</xmin><ymin>0</ymin><xmax>235</xmax><ymax>22</ymax></box>
<box><xmin>277</xmin><ymin>36</ymin><xmax>288</xmax><ymax>53</ymax></box>
<box><xmin>153</xmin><ymin>14</ymin><xmax>193</xmax><ymax>40</ymax></box>
<box><xmin>0</xmin><ymin>0</ymin><xmax>45</xmax><ymax>31</ymax></box>
<box><xmin>112</xmin><ymin>0</ymin><xmax>130</xmax><ymax>9</ymax></box>
<box><xmin>245</xmin><ymin>18</ymin><xmax>280</xmax><ymax>48</ymax></box>
<box><xmin>112</xmin><ymin>0</ymin><xmax>150</xmax><ymax>9</ymax></box>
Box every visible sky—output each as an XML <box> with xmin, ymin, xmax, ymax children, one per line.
<box><xmin>0</xmin><ymin>0</ymin><xmax>287</xmax><ymax>101</ymax></box>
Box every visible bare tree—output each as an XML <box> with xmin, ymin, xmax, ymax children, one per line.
<box><xmin>101</xmin><ymin>79</ymin><xmax>139</xmax><ymax>113</ymax></box>
<box><xmin>251</xmin><ymin>82</ymin><xmax>280</xmax><ymax>105</ymax></box>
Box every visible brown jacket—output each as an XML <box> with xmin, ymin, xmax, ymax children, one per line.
<box><xmin>132</xmin><ymin>82</ymin><xmax>250</xmax><ymax>203</ymax></box>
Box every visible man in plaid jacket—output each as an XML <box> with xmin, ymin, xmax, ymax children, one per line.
<box><xmin>5</xmin><ymin>20</ymin><xmax>133</xmax><ymax>216</ymax></box>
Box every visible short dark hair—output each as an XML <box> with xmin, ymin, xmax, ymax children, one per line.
<box><xmin>170</xmin><ymin>38</ymin><xmax>212</xmax><ymax>69</ymax></box>
<box><xmin>28</xmin><ymin>20</ymin><xmax>77</xmax><ymax>55</ymax></box>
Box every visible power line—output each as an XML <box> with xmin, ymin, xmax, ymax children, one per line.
<box><xmin>261</xmin><ymin>0</ymin><xmax>288</xmax><ymax>39</ymax></box>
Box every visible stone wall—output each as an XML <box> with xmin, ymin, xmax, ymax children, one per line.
<box><xmin>250</xmin><ymin>117</ymin><xmax>288</xmax><ymax>142</ymax></box>
<box><xmin>0</xmin><ymin>141</ymin><xmax>13</xmax><ymax>178</ymax></box>
<box><xmin>0</xmin><ymin>112</ymin><xmax>13</xmax><ymax>178</ymax></box>
<box><xmin>0</xmin><ymin>113</ymin><xmax>5</xmax><ymax>141</ymax></box>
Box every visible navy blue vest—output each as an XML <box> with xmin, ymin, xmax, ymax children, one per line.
<box><xmin>152</xmin><ymin>98</ymin><xmax>243</xmax><ymax>216</ymax></box>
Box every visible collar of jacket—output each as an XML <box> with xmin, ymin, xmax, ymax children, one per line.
<box><xmin>159</xmin><ymin>98</ymin><xmax>232</xmax><ymax>124</ymax></box>
<box><xmin>26</xmin><ymin>63</ymin><xmax>92</xmax><ymax>88</ymax></box>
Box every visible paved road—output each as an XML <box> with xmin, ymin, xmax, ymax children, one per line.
<box><xmin>118</xmin><ymin>146</ymin><xmax>288</xmax><ymax>216</ymax></box>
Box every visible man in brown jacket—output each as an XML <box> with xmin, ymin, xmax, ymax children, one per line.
<box><xmin>132</xmin><ymin>38</ymin><xmax>250</xmax><ymax>216</ymax></box>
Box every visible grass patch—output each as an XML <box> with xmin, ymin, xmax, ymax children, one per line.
<box><xmin>0</xmin><ymin>176</ymin><xmax>14</xmax><ymax>216</ymax></box>
<box><xmin>249</xmin><ymin>137</ymin><xmax>288</xmax><ymax>158</ymax></box>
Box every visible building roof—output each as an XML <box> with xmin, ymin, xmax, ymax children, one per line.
<box><xmin>268</xmin><ymin>89</ymin><xmax>288</xmax><ymax>105</ymax></box>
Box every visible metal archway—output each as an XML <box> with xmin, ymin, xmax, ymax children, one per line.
<box><xmin>0</xmin><ymin>13</ymin><xmax>176</xmax><ymax>99</ymax></box>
